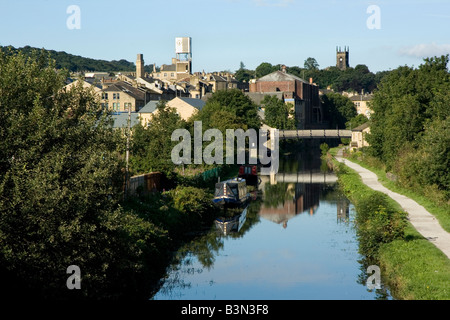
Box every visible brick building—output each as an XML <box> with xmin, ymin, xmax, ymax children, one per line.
<box><xmin>248</xmin><ymin>66</ymin><xmax>323</xmax><ymax>129</ymax></box>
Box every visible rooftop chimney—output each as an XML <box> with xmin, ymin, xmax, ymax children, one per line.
<box><xmin>136</xmin><ymin>54</ymin><xmax>144</xmax><ymax>79</ymax></box>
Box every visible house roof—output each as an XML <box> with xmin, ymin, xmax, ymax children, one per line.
<box><xmin>111</xmin><ymin>112</ymin><xmax>140</xmax><ymax>128</ymax></box>
<box><xmin>349</xmin><ymin>94</ymin><xmax>373</xmax><ymax>101</ymax></box>
<box><xmin>172</xmin><ymin>97</ymin><xmax>205</xmax><ymax>110</ymax></box>
<box><xmin>160</xmin><ymin>64</ymin><xmax>177</xmax><ymax>72</ymax></box>
<box><xmin>103</xmin><ymin>81</ymin><xmax>146</xmax><ymax>101</ymax></box>
<box><xmin>138</xmin><ymin>100</ymin><xmax>159</xmax><ymax>114</ymax></box>
<box><xmin>257</xmin><ymin>70</ymin><xmax>309</xmax><ymax>84</ymax></box>
<box><xmin>352</xmin><ymin>122</ymin><xmax>370</xmax><ymax>131</ymax></box>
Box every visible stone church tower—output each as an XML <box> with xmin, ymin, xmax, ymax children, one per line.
<box><xmin>336</xmin><ymin>46</ymin><xmax>349</xmax><ymax>70</ymax></box>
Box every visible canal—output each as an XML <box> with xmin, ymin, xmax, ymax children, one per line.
<box><xmin>152</xmin><ymin>146</ymin><xmax>391</xmax><ymax>300</ymax></box>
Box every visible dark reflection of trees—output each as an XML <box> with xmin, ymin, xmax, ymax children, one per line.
<box><xmin>356</xmin><ymin>258</ymin><xmax>392</xmax><ymax>300</ymax></box>
<box><xmin>152</xmin><ymin>195</ymin><xmax>263</xmax><ymax>299</ymax></box>
<box><xmin>263</xmin><ymin>183</ymin><xmax>294</xmax><ymax>208</ymax></box>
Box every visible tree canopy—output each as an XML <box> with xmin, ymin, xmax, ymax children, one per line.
<box><xmin>320</xmin><ymin>92</ymin><xmax>357</xmax><ymax>129</ymax></box>
<box><xmin>0</xmin><ymin>49</ymin><xmax>169</xmax><ymax>299</ymax></box>
<box><xmin>367</xmin><ymin>55</ymin><xmax>450</xmax><ymax>200</ymax></box>
<box><xmin>130</xmin><ymin>101</ymin><xmax>187</xmax><ymax>177</ymax></box>
<box><xmin>0</xmin><ymin>45</ymin><xmax>154</xmax><ymax>73</ymax></box>
<box><xmin>261</xmin><ymin>95</ymin><xmax>296</xmax><ymax>129</ymax></box>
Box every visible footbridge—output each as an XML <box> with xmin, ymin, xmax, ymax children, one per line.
<box><xmin>277</xmin><ymin>129</ymin><xmax>351</xmax><ymax>139</ymax></box>
<box><xmin>259</xmin><ymin>171</ymin><xmax>338</xmax><ymax>186</ymax></box>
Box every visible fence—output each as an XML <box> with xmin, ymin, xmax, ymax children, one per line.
<box><xmin>128</xmin><ymin>172</ymin><xmax>163</xmax><ymax>196</ymax></box>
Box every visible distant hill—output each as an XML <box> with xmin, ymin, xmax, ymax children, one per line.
<box><xmin>0</xmin><ymin>45</ymin><xmax>154</xmax><ymax>73</ymax></box>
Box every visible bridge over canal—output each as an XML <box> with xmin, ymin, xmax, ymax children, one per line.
<box><xmin>277</xmin><ymin>129</ymin><xmax>351</xmax><ymax>139</ymax></box>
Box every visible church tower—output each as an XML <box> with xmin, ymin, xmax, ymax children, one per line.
<box><xmin>136</xmin><ymin>53</ymin><xmax>145</xmax><ymax>78</ymax></box>
<box><xmin>336</xmin><ymin>46</ymin><xmax>349</xmax><ymax>70</ymax></box>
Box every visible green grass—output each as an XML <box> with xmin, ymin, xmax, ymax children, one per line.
<box><xmin>330</xmin><ymin>147</ymin><xmax>450</xmax><ymax>300</ymax></box>
<box><xmin>379</xmin><ymin>225</ymin><xmax>450</xmax><ymax>300</ymax></box>
<box><xmin>346</xmin><ymin>151</ymin><xmax>450</xmax><ymax>233</ymax></box>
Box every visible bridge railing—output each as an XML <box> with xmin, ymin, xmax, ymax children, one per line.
<box><xmin>278</xmin><ymin>129</ymin><xmax>351</xmax><ymax>139</ymax></box>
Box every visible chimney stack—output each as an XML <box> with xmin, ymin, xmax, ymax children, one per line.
<box><xmin>136</xmin><ymin>54</ymin><xmax>144</xmax><ymax>79</ymax></box>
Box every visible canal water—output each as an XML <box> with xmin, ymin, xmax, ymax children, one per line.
<box><xmin>152</xmin><ymin>147</ymin><xmax>391</xmax><ymax>300</ymax></box>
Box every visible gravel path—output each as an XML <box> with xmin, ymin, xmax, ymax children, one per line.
<box><xmin>335</xmin><ymin>149</ymin><xmax>450</xmax><ymax>259</ymax></box>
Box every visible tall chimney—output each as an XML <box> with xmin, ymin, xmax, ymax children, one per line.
<box><xmin>136</xmin><ymin>54</ymin><xmax>144</xmax><ymax>79</ymax></box>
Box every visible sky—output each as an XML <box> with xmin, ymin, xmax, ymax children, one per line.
<box><xmin>0</xmin><ymin>0</ymin><xmax>449</xmax><ymax>73</ymax></box>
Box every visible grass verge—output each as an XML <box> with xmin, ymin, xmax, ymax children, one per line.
<box><xmin>330</xmin><ymin>147</ymin><xmax>450</xmax><ymax>300</ymax></box>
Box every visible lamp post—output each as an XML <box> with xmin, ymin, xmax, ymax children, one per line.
<box><xmin>124</xmin><ymin>102</ymin><xmax>131</xmax><ymax>198</ymax></box>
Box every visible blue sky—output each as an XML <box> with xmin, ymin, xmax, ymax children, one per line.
<box><xmin>1</xmin><ymin>0</ymin><xmax>449</xmax><ymax>73</ymax></box>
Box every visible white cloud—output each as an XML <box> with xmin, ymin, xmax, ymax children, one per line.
<box><xmin>399</xmin><ymin>42</ymin><xmax>450</xmax><ymax>58</ymax></box>
<box><xmin>253</xmin><ymin>0</ymin><xmax>294</xmax><ymax>7</ymax></box>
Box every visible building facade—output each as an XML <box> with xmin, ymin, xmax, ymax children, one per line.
<box><xmin>101</xmin><ymin>81</ymin><xmax>148</xmax><ymax>112</ymax></box>
<box><xmin>248</xmin><ymin>67</ymin><xmax>323</xmax><ymax>129</ymax></box>
<box><xmin>349</xmin><ymin>93</ymin><xmax>373</xmax><ymax>119</ymax></box>
<box><xmin>351</xmin><ymin>122</ymin><xmax>370</xmax><ymax>149</ymax></box>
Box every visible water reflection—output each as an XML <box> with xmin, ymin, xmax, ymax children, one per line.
<box><xmin>152</xmin><ymin>148</ymin><xmax>391</xmax><ymax>300</ymax></box>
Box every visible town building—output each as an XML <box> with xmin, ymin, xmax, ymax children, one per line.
<box><xmin>138</xmin><ymin>96</ymin><xmax>205</xmax><ymax>126</ymax></box>
<box><xmin>151</xmin><ymin>37</ymin><xmax>192</xmax><ymax>81</ymax></box>
<box><xmin>248</xmin><ymin>66</ymin><xmax>323</xmax><ymax>129</ymax></box>
<box><xmin>351</xmin><ymin>122</ymin><xmax>370</xmax><ymax>149</ymax></box>
<box><xmin>349</xmin><ymin>93</ymin><xmax>373</xmax><ymax>119</ymax></box>
<box><xmin>63</xmin><ymin>79</ymin><xmax>102</xmax><ymax>94</ymax></box>
<box><xmin>101</xmin><ymin>81</ymin><xmax>149</xmax><ymax>112</ymax></box>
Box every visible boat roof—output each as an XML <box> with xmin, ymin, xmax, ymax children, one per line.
<box><xmin>216</xmin><ymin>178</ymin><xmax>246</xmax><ymax>185</ymax></box>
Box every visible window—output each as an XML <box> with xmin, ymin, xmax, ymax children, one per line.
<box><xmin>171</xmin><ymin>73</ymin><xmax>174</xmax><ymax>77</ymax></box>
<box><xmin>164</xmin><ymin>73</ymin><xmax>167</xmax><ymax>77</ymax></box>
<box><xmin>117</xmin><ymin>93</ymin><xmax>120</xmax><ymax>99</ymax></box>
<box><xmin>102</xmin><ymin>93</ymin><xmax>108</xmax><ymax>99</ymax></box>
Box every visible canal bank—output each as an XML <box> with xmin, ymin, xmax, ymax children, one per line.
<box><xmin>152</xmin><ymin>147</ymin><xmax>392</xmax><ymax>300</ymax></box>
<box><xmin>330</xmin><ymin>147</ymin><xmax>450</xmax><ymax>300</ymax></box>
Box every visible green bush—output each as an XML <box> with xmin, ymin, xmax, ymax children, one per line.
<box><xmin>167</xmin><ymin>186</ymin><xmax>215</xmax><ymax>227</ymax></box>
<box><xmin>337</xmin><ymin>167</ymin><xmax>407</xmax><ymax>259</ymax></box>
<box><xmin>320</xmin><ymin>142</ymin><xmax>330</xmax><ymax>156</ymax></box>
<box><xmin>356</xmin><ymin>203</ymin><xmax>407</xmax><ymax>259</ymax></box>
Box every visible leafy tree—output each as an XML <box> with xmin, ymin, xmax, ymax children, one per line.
<box><xmin>196</xmin><ymin>89</ymin><xmax>261</xmax><ymax>131</ymax></box>
<box><xmin>130</xmin><ymin>100</ymin><xmax>187</xmax><ymax>177</ymax></box>
<box><xmin>0</xmin><ymin>49</ymin><xmax>172</xmax><ymax>299</ymax></box>
<box><xmin>261</xmin><ymin>95</ymin><xmax>296</xmax><ymax>129</ymax></box>
<box><xmin>367</xmin><ymin>56</ymin><xmax>450</xmax><ymax>165</ymax></box>
<box><xmin>304</xmin><ymin>57</ymin><xmax>319</xmax><ymax>70</ymax></box>
<box><xmin>235</xmin><ymin>68</ymin><xmax>254</xmax><ymax>83</ymax></box>
<box><xmin>346</xmin><ymin>114</ymin><xmax>369</xmax><ymax>130</ymax></box>
<box><xmin>0</xmin><ymin>45</ymin><xmax>153</xmax><ymax>73</ymax></box>
<box><xmin>366</xmin><ymin>55</ymin><xmax>450</xmax><ymax>200</ymax></box>
<box><xmin>321</xmin><ymin>92</ymin><xmax>357</xmax><ymax>129</ymax></box>
<box><xmin>255</xmin><ymin>62</ymin><xmax>278</xmax><ymax>78</ymax></box>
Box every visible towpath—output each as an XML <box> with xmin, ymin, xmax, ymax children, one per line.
<box><xmin>335</xmin><ymin>148</ymin><xmax>450</xmax><ymax>259</ymax></box>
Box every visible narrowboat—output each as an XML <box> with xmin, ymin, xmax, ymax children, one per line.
<box><xmin>212</xmin><ymin>177</ymin><xmax>249</xmax><ymax>207</ymax></box>
<box><xmin>215</xmin><ymin>206</ymin><xmax>248</xmax><ymax>235</ymax></box>
<box><xmin>238</xmin><ymin>165</ymin><xmax>259</xmax><ymax>185</ymax></box>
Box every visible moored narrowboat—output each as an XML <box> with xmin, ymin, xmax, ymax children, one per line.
<box><xmin>212</xmin><ymin>177</ymin><xmax>248</xmax><ymax>207</ymax></box>
<box><xmin>238</xmin><ymin>165</ymin><xmax>259</xmax><ymax>185</ymax></box>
